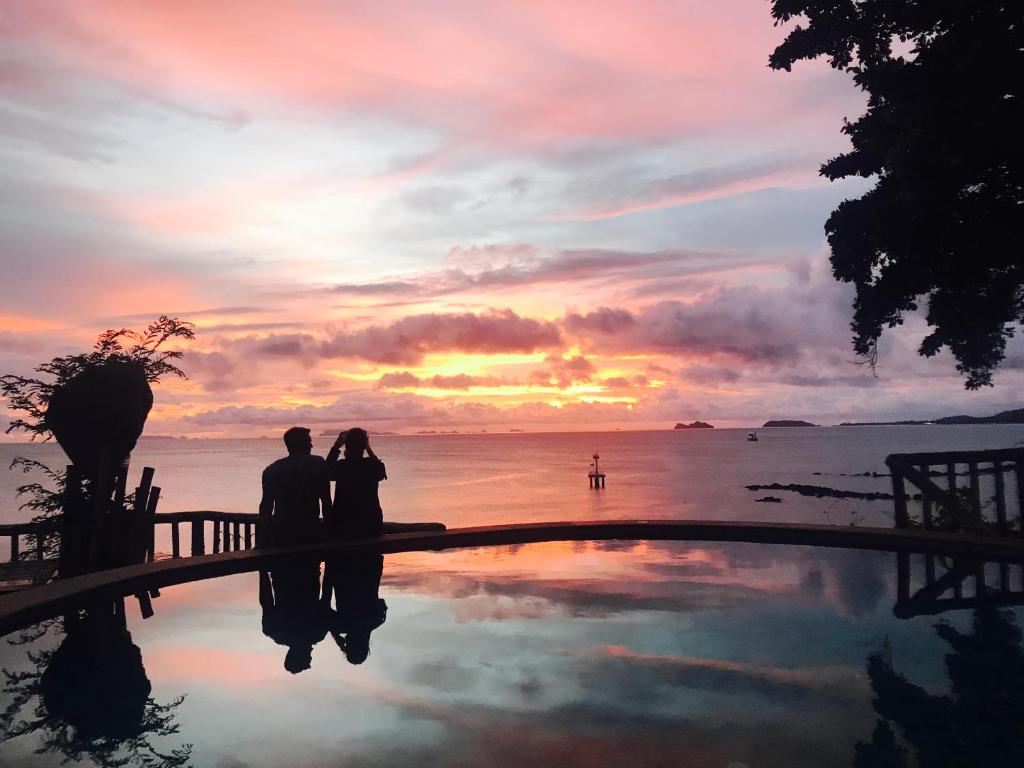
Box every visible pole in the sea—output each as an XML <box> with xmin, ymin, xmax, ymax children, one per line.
<box><xmin>588</xmin><ymin>451</ymin><xmax>606</xmax><ymax>489</ymax></box>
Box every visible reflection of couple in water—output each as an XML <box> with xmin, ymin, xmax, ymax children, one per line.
<box><xmin>259</xmin><ymin>554</ymin><xmax>387</xmax><ymax>673</ymax></box>
<box><xmin>257</xmin><ymin>426</ymin><xmax>389</xmax><ymax>672</ymax></box>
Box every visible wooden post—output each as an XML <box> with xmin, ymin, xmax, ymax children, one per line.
<box><xmin>10</xmin><ymin>534</ymin><xmax>19</xmax><ymax>562</ymax></box>
<box><xmin>135</xmin><ymin>467</ymin><xmax>155</xmax><ymax>515</ymax></box>
<box><xmin>925</xmin><ymin>554</ymin><xmax>935</xmax><ymax>586</ymax></box>
<box><xmin>171</xmin><ymin>522</ymin><xmax>180</xmax><ymax>558</ymax></box>
<box><xmin>60</xmin><ymin>465</ymin><xmax>82</xmax><ymax>573</ymax></box>
<box><xmin>975</xmin><ymin>561</ymin><xmax>986</xmax><ymax>597</ymax></box>
<box><xmin>993</xmin><ymin>460</ymin><xmax>1008</xmax><ymax>534</ymax></box>
<box><xmin>891</xmin><ymin>466</ymin><xmax>909</xmax><ymax>528</ymax></box>
<box><xmin>897</xmin><ymin>552</ymin><xmax>910</xmax><ymax>602</ymax></box>
<box><xmin>224</xmin><ymin>520</ymin><xmax>232</xmax><ymax>552</ymax></box>
<box><xmin>144</xmin><ymin>487</ymin><xmax>160</xmax><ymax>562</ymax></box>
<box><xmin>213</xmin><ymin>520</ymin><xmax>221</xmax><ymax>554</ymax></box>
<box><xmin>244</xmin><ymin>523</ymin><xmax>252</xmax><ymax>550</ymax></box>
<box><xmin>114</xmin><ymin>457</ymin><xmax>129</xmax><ymax>510</ymax></box>
<box><xmin>34</xmin><ymin>533</ymin><xmax>43</xmax><ymax>560</ymax></box>
<box><xmin>946</xmin><ymin>462</ymin><xmax>957</xmax><ymax>493</ymax></box>
<box><xmin>88</xmin><ymin>448</ymin><xmax>114</xmax><ymax>567</ymax></box>
<box><xmin>1015</xmin><ymin>456</ymin><xmax>1024</xmax><ymax>531</ymax></box>
<box><xmin>919</xmin><ymin>465</ymin><xmax>933</xmax><ymax>529</ymax></box>
<box><xmin>136</xmin><ymin>591</ymin><xmax>154</xmax><ymax>620</ymax></box>
<box><xmin>191</xmin><ymin>519</ymin><xmax>206</xmax><ymax>555</ymax></box>
<box><xmin>969</xmin><ymin>461</ymin><xmax>981</xmax><ymax>518</ymax></box>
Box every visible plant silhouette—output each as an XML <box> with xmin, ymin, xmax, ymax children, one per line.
<box><xmin>0</xmin><ymin>611</ymin><xmax>192</xmax><ymax>768</ymax></box>
<box><xmin>0</xmin><ymin>317</ymin><xmax>193</xmax><ymax>562</ymax></box>
<box><xmin>855</xmin><ymin>606</ymin><xmax>1024</xmax><ymax>767</ymax></box>
<box><xmin>770</xmin><ymin>2</ymin><xmax>1023</xmax><ymax>388</ymax></box>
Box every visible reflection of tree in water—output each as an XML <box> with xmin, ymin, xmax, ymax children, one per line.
<box><xmin>856</xmin><ymin>606</ymin><xmax>1024</xmax><ymax>768</ymax></box>
<box><xmin>1</xmin><ymin>604</ymin><xmax>192</xmax><ymax>768</ymax></box>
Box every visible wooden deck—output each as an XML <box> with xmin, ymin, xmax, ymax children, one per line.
<box><xmin>3</xmin><ymin>518</ymin><xmax>1024</xmax><ymax>636</ymax></box>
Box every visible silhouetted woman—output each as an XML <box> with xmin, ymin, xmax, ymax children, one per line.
<box><xmin>321</xmin><ymin>553</ymin><xmax>388</xmax><ymax>665</ymax></box>
<box><xmin>325</xmin><ymin>427</ymin><xmax>387</xmax><ymax>539</ymax></box>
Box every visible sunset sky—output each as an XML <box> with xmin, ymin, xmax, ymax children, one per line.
<box><xmin>2</xmin><ymin>0</ymin><xmax>1022</xmax><ymax>437</ymax></box>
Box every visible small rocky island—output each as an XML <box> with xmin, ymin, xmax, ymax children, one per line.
<box><xmin>674</xmin><ymin>421</ymin><xmax>714</xmax><ymax>430</ymax></box>
<box><xmin>762</xmin><ymin>420</ymin><xmax>817</xmax><ymax>427</ymax></box>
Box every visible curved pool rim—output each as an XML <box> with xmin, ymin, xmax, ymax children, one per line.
<box><xmin>2</xmin><ymin>519</ymin><xmax>1023</xmax><ymax>634</ymax></box>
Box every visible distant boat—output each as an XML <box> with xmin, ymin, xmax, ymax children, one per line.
<box><xmin>747</xmin><ymin>432</ymin><xmax>759</xmax><ymax>442</ymax></box>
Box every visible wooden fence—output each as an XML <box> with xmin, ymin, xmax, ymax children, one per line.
<box><xmin>157</xmin><ymin>511</ymin><xmax>259</xmax><ymax>557</ymax></box>
<box><xmin>887</xmin><ymin>447</ymin><xmax>1024</xmax><ymax>617</ymax></box>
<box><xmin>886</xmin><ymin>447</ymin><xmax>1024</xmax><ymax>534</ymax></box>
<box><xmin>2</xmin><ymin>511</ymin><xmax>259</xmax><ymax>564</ymax></box>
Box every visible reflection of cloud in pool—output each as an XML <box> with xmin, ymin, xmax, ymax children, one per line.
<box><xmin>334</xmin><ymin>672</ymin><xmax>869</xmax><ymax>768</ymax></box>
<box><xmin>408</xmin><ymin>659</ymin><xmax>479</xmax><ymax>693</ymax></box>
<box><xmin>384</xmin><ymin>570</ymin><xmax>765</xmax><ymax>618</ymax></box>
<box><xmin>569</xmin><ymin>645</ymin><xmax>866</xmax><ymax>705</ymax></box>
<box><xmin>826</xmin><ymin>550</ymin><xmax>888</xmax><ymax>617</ymax></box>
<box><xmin>801</xmin><ymin>567</ymin><xmax>825</xmax><ymax>597</ymax></box>
<box><xmin>640</xmin><ymin>560</ymin><xmax>728</xmax><ymax>579</ymax></box>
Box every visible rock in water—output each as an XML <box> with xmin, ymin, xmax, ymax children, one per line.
<box><xmin>45</xmin><ymin>361</ymin><xmax>153</xmax><ymax>476</ymax></box>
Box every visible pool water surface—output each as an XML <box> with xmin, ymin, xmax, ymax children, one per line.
<box><xmin>2</xmin><ymin>541</ymin><xmax>1022</xmax><ymax>767</ymax></box>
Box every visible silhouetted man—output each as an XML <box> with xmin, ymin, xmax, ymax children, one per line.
<box><xmin>259</xmin><ymin>564</ymin><xmax>337</xmax><ymax>674</ymax></box>
<box><xmin>258</xmin><ymin>426</ymin><xmax>331</xmax><ymax>546</ymax></box>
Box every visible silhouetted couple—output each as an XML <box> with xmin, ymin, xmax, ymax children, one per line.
<box><xmin>258</xmin><ymin>426</ymin><xmax>387</xmax><ymax>546</ymax></box>
<box><xmin>260</xmin><ymin>555</ymin><xmax>387</xmax><ymax>673</ymax></box>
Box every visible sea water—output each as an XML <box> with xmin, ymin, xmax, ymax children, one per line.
<box><xmin>2</xmin><ymin>425</ymin><xmax>1021</xmax><ymax>530</ymax></box>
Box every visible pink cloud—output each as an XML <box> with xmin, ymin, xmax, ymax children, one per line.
<box><xmin>377</xmin><ymin>371</ymin><xmax>508</xmax><ymax>390</ymax></box>
<box><xmin>529</xmin><ymin>354</ymin><xmax>596</xmax><ymax>387</ymax></box>
<box><xmin>5</xmin><ymin>0</ymin><xmax>862</xmax><ymax>149</ymax></box>
<box><xmin>315</xmin><ymin>249</ymin><xmax>751</xmax><ymax>300</ymax></box>
<box><xmin>248</xmin><ymin>309</ymin><xmax>562</xmax><ymax>365</ymax></box>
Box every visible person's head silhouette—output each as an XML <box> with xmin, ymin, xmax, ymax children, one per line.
<box><xmin>283</xmin><ymin>426</ymin><xmax>312</xmax><ymax>456</ymax></box>
<box><xmin>284</xmin><ymin>645</ymin><xmax>313</xmax><ymax>674</ymax></box>
<box><xmin>344</xmin><ymin>632</ymin><xmax>371</xmax><ymax>665</ymax></box>
<box><xmin>344</xmin><ymin>427</ymin><xmax>369</xmax><ymax>459</ymax></box>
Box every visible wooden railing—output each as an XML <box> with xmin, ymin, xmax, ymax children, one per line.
<box><xmin>887</xmin><ymin>448</ymin><xmax>1024</xmax><ymax>618</ymax></box>
<box><xmin>0</xmin><ymin>520</ymin><xmax>59</xmax><ymax>562</ymax></box>
<box><xmin>2</xmin><ymin>511</ymin><xmax>259</xmax><ymax>566</ymax></box>
<box><xmin>154</xmin><ymin>511</ymin><xmax>258</xmax><ymax>557</ymax></box>
<box><xmin>895</xmin><ymin>551</ymin><xmax>1024</xmax><ymax>618</ymax></box>
<box><xmin>886</xmin><ymin>448</ymin><xmax>1024</xmax><ymax>534</ymax></box>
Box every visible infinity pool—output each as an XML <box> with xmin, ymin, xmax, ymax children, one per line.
<box><xmin>2</xmin><ymin>541</ymin><xmax>1022</xmax><ymax>767</ymax></box>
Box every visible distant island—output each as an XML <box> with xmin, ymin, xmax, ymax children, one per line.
<box><xmin>839</xmin><ymin>407</ymin><xmax>1024</xmax><ymax>427</ymax></box>
<box><xmin>674</xmin><ymin>421</ymin><xmax>714</xmax><ymax>430</ymax></box>
<box><xmin>320</xmin><ymin>429</ymin><xmax>398</xmax><ymax>436</ymax></box>
<box><xmin>762</xmin><ymin>420</ymin><xmax>817</xmax><ymax>428</ymax></box>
